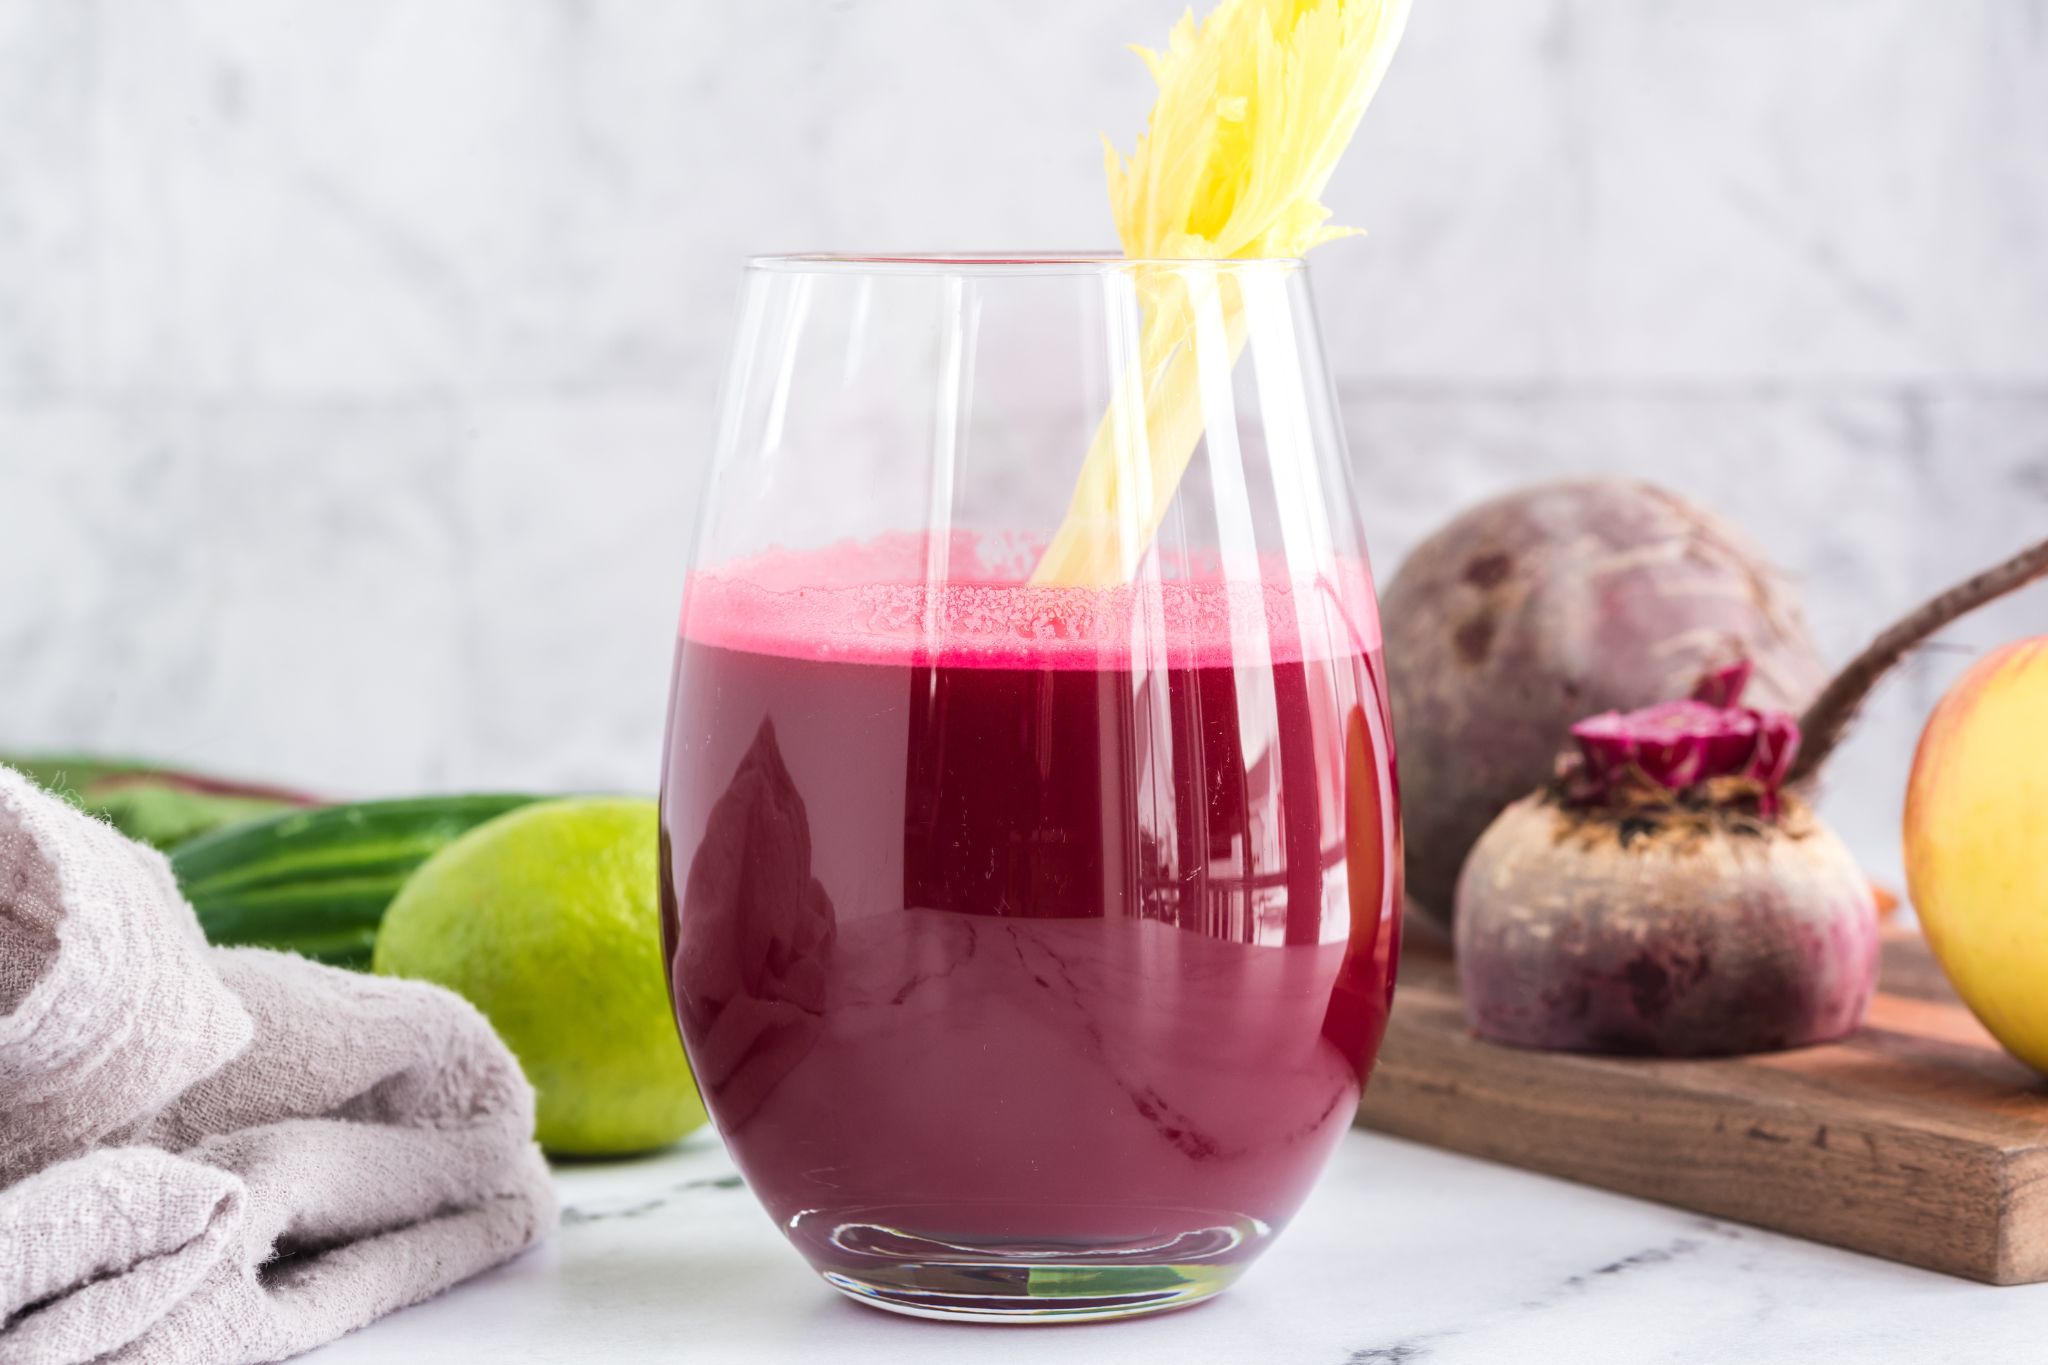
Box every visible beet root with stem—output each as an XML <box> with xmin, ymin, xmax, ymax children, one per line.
<box><xmin>1382</xmin><ymin>478</ymin><xmax>1827</xmax><ymax>926</ymax></box>
<box><xmin>1454</xmin><ymin>535</ymin><xmax>2048</xmax><ymax>1058</ymax></box>
<box><xmin>1456</xmin><ymin>791</ymin><xmax>1877</xmax><ymax>1055</ymax></box>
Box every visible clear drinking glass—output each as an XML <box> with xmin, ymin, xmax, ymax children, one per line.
<box><xmin>658</xmin><ymin>254</ymin><xmax>1401</xmax><ymax>1322</ymax></box>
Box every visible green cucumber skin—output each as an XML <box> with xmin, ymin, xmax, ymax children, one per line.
<box><xmin>171</xmin><ymin>794</ymin><xmax>542</xmax><ymax>962</ymax></box>
<box><xmin>253</xmin><ymin>927</ymin><xmax>382</xmax><ymax>969</ymax></box>
<box><xmin>171</xmin><ymin>794</ymin><xmax>539</xmax><ymax>886</ymax></box>
<box><xmin>186</xmin><ymin>884</ymin><xmax>395</xmax><ymax>943</ymax></box>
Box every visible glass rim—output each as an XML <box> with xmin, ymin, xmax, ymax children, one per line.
<box><xmin>747</xmin><ymin>251</ymin><xmax>1307</xmax><ymax>277</ymax></box>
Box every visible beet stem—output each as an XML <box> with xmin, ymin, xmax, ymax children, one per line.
<box><xmin>1787</xmin><ymin>534</ymin><xmax>2048</xmax><ymax>785</ymax></box>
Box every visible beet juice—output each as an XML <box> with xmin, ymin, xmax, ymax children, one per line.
<box><xmin>659</xmin><ymin>538</ymin><xmax>1401</xmax><ymax>1319</ymax></box>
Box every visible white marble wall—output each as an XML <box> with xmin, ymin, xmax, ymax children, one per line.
<box><xmin>3</xmin><ymin>1</ymin><xmax>2045</xmax><ymax>886</ymax></box>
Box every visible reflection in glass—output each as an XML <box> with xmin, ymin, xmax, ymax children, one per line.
<box><xmin>660</xmin><ymin>256</ymin><xmax>1400</xmax><ymax>1322</ymax></box>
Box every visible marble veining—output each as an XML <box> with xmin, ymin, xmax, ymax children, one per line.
<box><xmin>1347</xmin><ymin>1343</ymin><xmax>1437</xmax><ymax>1364</ymax></box>
<box><xmin>301</xmin><ymin>1131</ymin><xmax>2048</xmax><ymax>1364</ymax></box>
<box><xmin>2</xmin><ymin>6</ymin><xmax>2044</xmax><ymax>1359</ymax></box>
<box><xmin>557</xmin><ymin>1172</ymin><xmax>744</xmax><ymax>1226</ymax></box>
<box><xmin>4</xmin><ymin>3</ymin><xmax>2048</xmax><ymax>884</ymax></box>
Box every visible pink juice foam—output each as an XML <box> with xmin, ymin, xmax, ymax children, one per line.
<box><xmin>658</xmin><ymin>536</ymin><xmax>1401</xmax><ymax>1282</ymax></box>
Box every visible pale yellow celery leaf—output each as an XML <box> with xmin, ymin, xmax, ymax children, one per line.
<box><xmin>1033</xmin><ymin>0</ymin><xmax>1410</xmax><ymax>587</ymax></box>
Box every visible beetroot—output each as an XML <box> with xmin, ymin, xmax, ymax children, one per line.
<box><xmin>1382</xmin><ymin>479</ymin><xmax>1827</xmax><ymax>925</ymax></box>
<box><xmin>1457</xmin><ymin>666</ymin><xmax>1873</xmax><ymax>1055</ymax></box>
<box><xmin>1454</xmin><ymin>535</ymin><xmax>2048</xmax><ymax>1057</ymax></box>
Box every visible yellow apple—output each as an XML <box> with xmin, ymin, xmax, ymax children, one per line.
<box><xmin>1904</xmin><ymin>638</ymin><xmax>2048</xmax><ymax>1074</ymax></box>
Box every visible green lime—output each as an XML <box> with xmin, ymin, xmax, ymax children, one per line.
<box><xmin>373</xmin><ymin>797</ymin><xmax>706</xmax><ymax>1156</ymax></box>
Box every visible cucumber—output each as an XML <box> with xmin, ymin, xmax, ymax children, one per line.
<box><xmin>170</xmin><ymin>794</ymin><xmax>544</xmax><ymax>967</ymax></box>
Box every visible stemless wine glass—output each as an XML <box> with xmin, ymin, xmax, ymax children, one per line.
<box><xmin>658</xmin><ymin>254</ymin><xmax>1400</xmax><ymax>1323</ymax></box>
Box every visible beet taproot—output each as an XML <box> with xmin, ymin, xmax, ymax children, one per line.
<box><xmin>1455</xmin><ymin>535</ymin><xmax>2048</xmax><ymax>1057</ymax></box>
<box><xmin>1382</xmin><ymin>478</ymin><xmax>1827</xmax><ymax>925</ymax></box>
<box><xmin>1455</xmin><ymin>790</ymin><xmax>1876</xmax><ymax>1055</ymax></box>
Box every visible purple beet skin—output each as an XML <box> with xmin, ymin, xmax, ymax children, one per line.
<box><xmin>1454</xmin><ymin>661</ymin><xmax>1879</xmax><ymax>1057</ymax></box>
<box><xmin>1381</xmin><ymin>480</ymin><xmax>1828</xmax><ymax>925</ymax></box>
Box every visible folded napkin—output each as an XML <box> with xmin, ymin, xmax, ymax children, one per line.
<box><xmin>0</xmin><ymin>768</ymin><xmax>554</xmax><ymax>1365</ymax></box>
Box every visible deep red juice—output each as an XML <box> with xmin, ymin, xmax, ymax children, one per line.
<box><xmin>659</xmin><ymin>540</ymin><xmax>1401</xmax><ymax>1288</ymax></box>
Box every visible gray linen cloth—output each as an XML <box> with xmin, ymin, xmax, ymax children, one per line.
<box><xmin>0</xmin><ymin>767</ymin><xmax>555</xmax><ymax>1364</ymax></box>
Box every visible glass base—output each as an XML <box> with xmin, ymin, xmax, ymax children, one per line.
<box><xmin>823</xmin><ymin>1261</ymin><xmax>1243</xmax><ymax>1323</ymax></box>
<box><xmin>799</xmin><ymin>1207</ymin><xmax>1264</xmax><ymax>1323</ymax></box>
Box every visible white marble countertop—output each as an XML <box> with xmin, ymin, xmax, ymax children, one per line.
<box><xmin>307</xmin><ymin>1129</ymin><xmax>2048</xmax><ymax>1364</ymax></box>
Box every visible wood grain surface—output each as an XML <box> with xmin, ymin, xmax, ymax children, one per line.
<box><xmin>1355</xmin><ymin>923</ymin><xmax>2048</xmax><ymax>1284</ymax></box>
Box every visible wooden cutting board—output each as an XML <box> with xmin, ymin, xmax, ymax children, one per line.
<box><xmin>1354</xmin><ymin>921</ymin><xmax>2048</xmax><ymax>1284</ymax></box>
